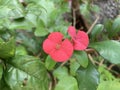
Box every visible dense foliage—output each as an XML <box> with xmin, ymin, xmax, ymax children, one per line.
<box><xmin>0</xmin><ymin>0</ymin><xmax>120</xmax><ymax>90</ymax></box>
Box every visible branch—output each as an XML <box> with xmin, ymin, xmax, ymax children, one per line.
<box><xmin>72</xmin><ymin>8</ymin><xmax>76</xmax><ymax>27</ymax></box>
<box><xmin>87</xmin><ymin>15</ymin><xmax>99</xmax><ymax>34</ymax></box>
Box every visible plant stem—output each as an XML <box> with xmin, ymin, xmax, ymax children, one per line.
<box><xmin>72</xmin><ymin>8</ymin><xmax>76</xmax><ymax>27</ymax></box>
<box><xmin>87</xmin><ymin>15</ymin><xmax>99</xmax><ymax>34</ymax></box>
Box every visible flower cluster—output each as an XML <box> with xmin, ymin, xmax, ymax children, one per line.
<box><xmin>43</xmin><ymin>26</ymin><xmax>89</xmax><ymax>62</ymax></box>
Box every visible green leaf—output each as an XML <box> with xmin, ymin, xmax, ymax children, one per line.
<box><xmin>53</xmin><ymin>59</ymin><xmax>79</xmax><ymax>90</ymax></box>
<box><xmin>80</xmin><ymin>4</ymin><xmax>91</xmax><ymax>21</ymax></box>
<box><xmin>91</xmin><ymin>24</ymin><xmax>104</xmax><ymax>39</ymax></box>
<box><xmin>0</xmin><ymin>64</ymin><xmax>3</xmax><ymax>80</ymax></box>
<box><xmin>89</xmin><ymin>40</ymin><xmax>120</xmax><ymax>64</ymax></box>
<box><xmin>98</xmin><ymin>66</ymin><xmax>115</xmax><ymax>81</ymax></box>
<box><xmin>70</xmin><ymin>59</ymin><xmax>80</xmax><ymax>76</ymax></box>
<box><xmin>76</xmin><ymin>62</ymin><xmax>100</xmax><ymax>90</ymax></box>
<box><xmin>34</xmin><ymin>27</ymin><xmax>49</xmax><ymax>37</ymax></box>
<box><xmin>27</xmin><ymin>0</ymin><xmax>55</xmax><ymax>26</ymax></box>
<box><xmin>90</xmin><ymin>5</ymin><xmax>100</xmax><ymax>13</ymax></box>
<box><xmin>74</xmin><ymin>51</ymin><xmax>89</xmax><ymax>68</ymax></box>
<box><xmin>4</xmin><ymin>55</ymin><xmax>49</xmax><ymax>90</ymax></box>
<box><xmin>104</xmin><ymin>20</ymin><xmax>113</xmax><ymax>38</ymax></box>
<box><xmin>25</xmin><ymin>3</ymin><xmax>43</xmax><ymax>26</ymax></box>
<box><xmin>97</xmin><ymin>81</ymin><xmax>120</xmax><ymax>90</ymax></box>
<box><xmin>16</xmin><ymin>32</ymin><xmax>39</xmax><ymax>54</ymax></box>
<box><xmin>9</xmin><ymin>18</ymin><xmax>34</xmax><ymax>30</ymax></box>
<box><xmin>45</xmin><ymin>55</ymin><xmax>56</xmax><ymax>70</ymax></box>
<box><xmin>111</xmin><ymin>17</ymin><xmax>120</xmax><ymax>37</ymax></box>
<box><xmin>55</xmin><ymin>76</ymin><xmax>78</xmax><ymax>90</ymax></box>
<box><xmin>15</xmin><ymin>45</ymin><xmax>28</xmax><ymax>55</ymax></box>
<box><xmin>38</xmin><ymin>0</ymin><xmax>55</xmax><ymax>25</ymax></box>
<box><xmin>0</xmin><ymin>38</ymin><xmax>4</xmax><ymax>42</ymax></box>
<box><xmin>34</xmin><ymin>19</ymin><xmax>49</xmax><ymax>37</ymax></box>
<box><xmin>105</xmin><ymin>17</ymin><xmax>120</xmax><ymax>37</ymax></box>
<box><xmin>53</xmin><ymin>67</ymin><xmax>69</xmax><ymax>80</ymax></box>
<box><xmin>0</xmin><ymin>0</ymin><xmax>25</xmax><ymax>19</ymax></box>
<box><xmin>0</xmin><ymin>77</ymin><xmax>11</xmax><ymax>90</ymax></box>
<box><xmin>0</xmin><ymin>37</ymin><xmax>15</xmax><ymax>59</ymax></box>
<box><xmin>8</xmin><ymin>3</ymin><xmax>42</xmax><ymax>30</ymax></box>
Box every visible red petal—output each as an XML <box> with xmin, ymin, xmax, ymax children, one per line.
<box><xmin>73</xmin><ymin>40</ymin><xmax>87</xmax><ymax>50</ymax></box>
<box><xmin>50</xmin><ymin>50</ymin><xmax>69</xmax><ymax>62</ymax></box>
<box><xmin>43</xmin><ymin>39</ymin><xmax>56</xmax><ymax>54</ymax></box>
<box><xmin>61</xmin><ymin>39</ymin><xmax>73</xmax><ymax>57</ymax></box>
<box><xmin>48</xmin><ymin>32</ymin><xmax>63</xmax><ymax>43</ymax></box>
<box><xmin>50</xmin><ymin>39</ymin><xmax>73</xmax><ymax>62</ymax></box>
<box><xmin>73</xmin><ymin>31</ymin><xmax>89</xmax><ymax>50</ymax></box>
<box><xmin>67</xmin><ymin>26</ymin><xmax>76</xmax><ymax>38</ymax></box>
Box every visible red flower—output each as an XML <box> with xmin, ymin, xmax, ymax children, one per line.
<box><xmin>68</xmin><ymin>26</ymin><xmax>89</xmax><ymax>50</ymax></box>
<box><xmin>43</xmin><ymin>32</ymin><xmax>73</xmax><ymax>62</ymax></box>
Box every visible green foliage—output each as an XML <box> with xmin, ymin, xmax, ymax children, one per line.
<box><xmin>0</xmin><ymin>77</ymin><xmax>11</xmax><ymax>90</ymax></box>
<box><xmin>97</xmin><ymin>80</ymin><xmax>120</xmax><ymax>90</ymax></box>
<box><xmin>97</xmin><ymin>65</ymin><xmax>120</xmax><ymax>90</ymax></box>
<box><xmin>0</xmin><ymin>0</ymin><xmax>120</xmax><ymax>90</ymax></box>
<box><xmin>0</xmin><ymin>64</ymin><xmax>3</xmax><ymax>80</ymax></box>
<box><xmin>0</xmin><ymin>0</ymin><xmax>25</xmax><ymax>19</ymax></box>
<box><xmin>76</xmin><ymin>62</ymin><xmax>100</xmax><ymax>90</ymax></box>
<box><xmin>98</xmin><ymin>66</ymin><xmax>115</xmax><ymax>81</ymax></box>
<box><xmin>34</xmin><ymin>19</ymin><xmax>49</xmax><ymax>37</ymax></box>
<box><xmin>80</xmin><ymin>3</ymin><xmax>100</xmax><ymax>24</ymax></box>
<box><xmin>4</xmin><ymin>55</ymin><xmax>49</xmax><ymax>90</ymax></box>
<box><xmin>45</xmin><ymin>55</ymin><xmax>56</xmax><ymax>70</ymax></box>
<box><xmin>104</xmin><ymin>17</ymin><xmax>120</xmax><ymax>38</ymax></box>
<box><xmin>70</xmin><ymin>59</ymin><xmax>80</xmax><ymax>76</ymax></box>
<box><xmin>53</xmin><ymin>67</ymin><xmax>78</xmax><ymax>90</ymax></box>
<box><xmin>74</xmin><ymin>51</ymin><xmax>89</xmax><ymax>68</ymax></box>
<box><xmin>55</xmin><ymin>76</ymin><xmax>78</xmax><ymax>90</ymax></box>
<box><xmin>89</xmin><ymin>40</ymin><xmax>120</xmax><ymax>64</ymax></box>
<box><xmin>91</xmin><ymin>24</ymin><xmax>104</xmax><ymax>40</ymax></box>
<box><xmin>15</xmin><ymin>45</ymin><xmax>28</xmax><ymax>55</ymax></box>
<box><xmin>111</xmin><ymin>17</ymin><xmax>120</xmax><ymax>37</ymax></box>
<box><xmin>0</xmin><ymin>37</ymin><xmax>15</xmax><ymax>59</ymax></box>
<box><xmin>53</xmin><ymin>67</ymin><xmax>69</xmax><ymax>80</ymax></box>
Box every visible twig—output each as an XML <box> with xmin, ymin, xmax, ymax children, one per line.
<box><xmin>85</xmin><ymin>48</ymin><xmax>95</xmax><ymax>53</ymax></box>
<box><xmin>53</xmin><ymin>77</ymin><xmax>57</xmax><ymax>88</ymax></box>
<box><xmin>16</xmin><ymin>40</ymin><xmax>23</xmax><ymax>44</ymax></box>
<box><xmin>49</xmin><ymin>82</ymin><xmax>52</xmax><ymax>90</ymax></box>
<box><xmin>87</xmin><ymin>15</ymin><xmax>100</xmax><ymax>34</ymax></box>
<box><xmin>60</xmin><ymin>61</ymin><xmax>67</xmax><ymax>67</ymax></box>
<box><xmin>88</xmin><ymin>54</ymin><xmax>95</xmax><ymax>65</ymax></box>
<box><xmin>0</xmin><ymin>59</ymin><xmax>2</xmax><ymax>63</ymax></box>
<box><xmin>72</xmin><ymin>8</ymin><xmax>76</xmax><ymax>27</ymax></box>
<box><xmin>99</xmin><ymin>59</ymin><xmax>104</xmax><ymax>66</ymax></box>
<box><xmin>36</xmin><ymin>52</ymin><xmax>41</xmax><ymax>57</ymax></box>
<box><xmin>88</xmin><ymin>54</ymin><xmax>99</xmax><ymax>65</ymax></box>
<box><xmin>108</xmin><ymin>64</ymin><xmax>115</xmax><ymax>70</ymax></box>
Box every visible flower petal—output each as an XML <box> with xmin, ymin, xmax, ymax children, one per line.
<box><xmin>73</xmin><ymin>31</ymin><xmax>89</xmax><ymax>50</ymax></box>
<box><xmin>50</xmin><ymin>50</ymin><xmax>70</xmax><ymax>62</ymax></box>
<box><xmin>50</xmin><ymin>39</ymin><xmax>73</xmax><ymax>62</ymax></box>
<box><xmin>48</xmin><ymin>32</ymin><xmax>63</xmax><ymax>43</ymax></box>
<box><xmin>73</xmin><ymin>40</ymin><xmax>87</xmax><ymax>50</ymax></box>
<box><xmin>67</xmin><ymin>26</ymin><xmax>76</xmax><ymax>38</ymax></box>
<box><xmin>43</xmin><ymin>39</ymin><xmax>56</xmax><ymax>54</ymax></box>
<box><xmin>61</xmin><ymin>39</ymin><xmax>73</xmax><ymax>57</ymax></box>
